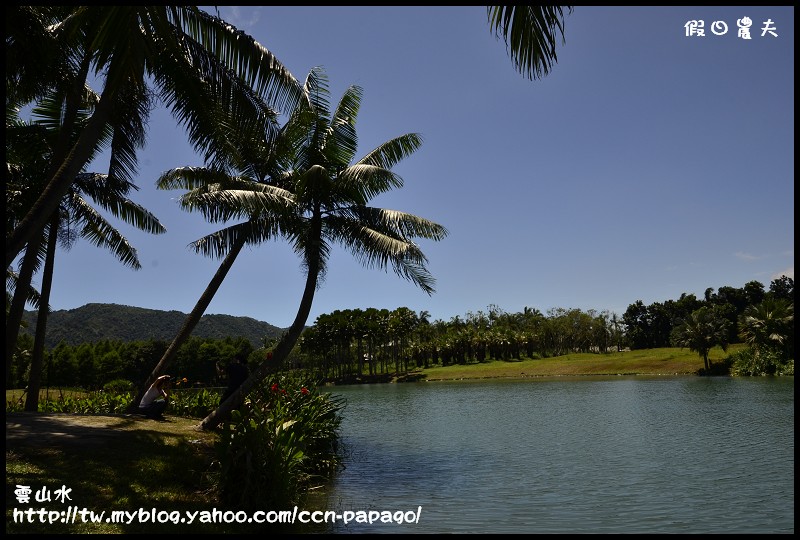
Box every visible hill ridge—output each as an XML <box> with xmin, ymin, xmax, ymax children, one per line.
<box><xmin>20</xmin><ymin>303</ymin><xmax>286</xmax><ymax>349</ymax></box>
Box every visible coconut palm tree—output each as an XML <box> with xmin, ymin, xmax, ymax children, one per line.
<box><xmin>486</xmin><ymin>6</ymin><xmax>573</xmax><ymax>81</ymax></box>
<box><xmin>200</xmin><ymin>68</ymin><xmax>448</xmax><ymax>429</ymax></box>
<box><xmin>132</xmin><ymin>105</ymin><xmax>304</xmax><ymax>406</ymax></box>
<box><xmin>6</xmin><ymin>6</ymin><xmax>302</xmax><ymax>267</ymax></box>
<box><xmin>23</xmin><ymin>170</ymin><xmax>165</xmax><ymax>411</ymax></box>
<box><xmin>6</xmin><ymin>94</ymin><xmax>165</xmax><ymax>405</ymax></box>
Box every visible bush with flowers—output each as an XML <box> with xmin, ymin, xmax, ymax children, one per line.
<box><xmin>214</xmin><ymin>372</ymin><xmax>345</xmax><ymax>511</ymax></box>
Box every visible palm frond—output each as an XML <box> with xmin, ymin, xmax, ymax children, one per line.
<box><xmin>303</xmin><ymin>67</ymin><xmax>331</xmax><ymax>118</ymax></box>
<box><xmin>6</xmin><ymin>267</ymin><xmax>43</xmax><ymax>311</ymax></box>
<box><xmin>357</xmin><ymin>133</ymin><xmax>423</xmax><ymax>170</ymax></box>
<box><xmin>326</xmin><ymin>85</ymin><xmax>362</xmax><ymax>166</ymax></box>
<box><xmin>323</xmin><ymin>215</ymin><xmax>437</xmax><ymax>295</ymax></box>
<box><xmin>157</xmin><ymin>167</ymin><xmax>239</xmax><ymax>190</ymax></box>
<box><xmin>337</xmin><ymin>164</ymin><xmax>403</xmax><ymax>202</ymax></box>
<box><xmin>72</xmin><ymin>173</ymin><xmax>165</xmax><ymax>235</ymax></box>
<box><xmin>106</xmin><ymin>82</ymin><xmax>151</xmax><ymax>182</ymax></box>
<box><xmin>71</xmin><ymin>196</ymin><xmax>142</xmax><ymax>269</ymax></box>
<box><xmin>176</xmin><ymin>7</ymin><xmax>304</xmax><ymax>116</ymax></box>
<box><xmin>178</xmin><ymin>187</ymin><xmax>295</xmax><ymax>223</ymax></box>
<box><xmin>487</xmin><ymin>6</ymin><xmax>572</xmax><ymax>81</ymax></box>
<box><xmin>189</xmin><ymin>217</ymin><xmax>284</xmax><ymax>259</ymax></box>
<box><xmin>337</xmin><ymin>206</ymin><xmax>449</xmax><ymax>242</ymax></box>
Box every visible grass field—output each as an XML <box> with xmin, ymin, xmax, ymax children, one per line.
<box><xmin>419</xmin><ymin>345</ymin><xmax>743</xmax><ymax>381</ymax></box>
<box><xmin>6</xmin><ymin>388</ymin><xmax>90</xmax><ymax>406</ymax></box>
<box><xmin>6</xmin><ymin>414</ymin><xmax>228</xmax><ymax>534</ymax></box>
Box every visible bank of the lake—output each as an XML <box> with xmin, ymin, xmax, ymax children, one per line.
<box><xmin>404</xmin><ymin>346</ymin><xmax>744</xmax><ymax>383</ymax></box>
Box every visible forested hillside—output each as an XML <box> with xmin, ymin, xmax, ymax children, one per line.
<box><xmin>20</xmin><ymin>303</ymin><xmax>285</xmax><ymax>349</ymax></box>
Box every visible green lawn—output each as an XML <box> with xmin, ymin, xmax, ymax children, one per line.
<box><xmin>419</xmin><ymin>345</ymin><xmax>743</xmax><ymax>381</ymax></box>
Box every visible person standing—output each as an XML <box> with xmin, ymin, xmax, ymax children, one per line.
<box><xmin>221</xmin><ymin>352</ymin><xmax>250</xmax><ymax>405</ymax></box>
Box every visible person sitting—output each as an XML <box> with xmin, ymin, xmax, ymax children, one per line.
<box><xmin>138</xmin><ymin>375</ymin><xmax>171</xmax><ymax>419</ymax></box>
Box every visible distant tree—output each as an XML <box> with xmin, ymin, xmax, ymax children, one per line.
<box><xmin>622</xmin><ymin>300</ymin><xmax>652</xmax><ymax>350</ymax></box>
<box><xmin>49</xmin><ymin>342</ymin><xmax>78</xmax><ymax>388</ymax></box>
<box><xmin>711</xmin><ymin>285</ymin><xmax>750</xmax><ymax>342</ymax></box>
<box><xmin>768</xmin><ymin>276</ymin><xmax>794</xmax><ymax>303</ymax></box>
<box><xmin>671</xmin><ymin>306</ymin><xmax>731</xmax><ymax>373</ymax></box>
<box><xmin>742</xmin><ymin>280</ymin><xmax>766</xmax><ymax>307</ymax></box>
<box><xmin>97</xmin><ymin>349</ymin><xmax>124</xmax><ymax>383</ymax></box>
<box><xmin>648</xmin><ymin>301</ymin><xmax>674</xmax><ymax>348</ymax></box>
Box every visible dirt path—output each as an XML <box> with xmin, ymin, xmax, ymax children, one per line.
<box><xmin>6</xmin><ymin>412</ymin><xmax>211</xmax><ymax>448</ymax></box>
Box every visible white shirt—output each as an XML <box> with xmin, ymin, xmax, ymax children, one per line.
<box><xmin>139</xmin><ymin>386</ymin><xmax>164</xmax><ymax>408</ymax></box>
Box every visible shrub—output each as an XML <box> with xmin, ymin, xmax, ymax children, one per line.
<box><xmin>214</xmin><ymin>373</ymin><xmax>345</xmax><ymax>511</ymax></box>
<box><xmin>169</xmin><ymin>388</ymin><xmax>221</xmax><ymax>418</ymax></box>
<box><xmin>103</xmin><ymin>379</ymin><xmax>135</xmax><ymax>393</ymax></box>
<box><xmin>730</xmin><ymin>348</ymin><xmax>792</xmax><ymax>376</ymax></box>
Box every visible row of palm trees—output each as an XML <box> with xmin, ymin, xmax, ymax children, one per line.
<box><xmin>300</xmin><ymin>295</ymin><xmax>793</xmax><ymax>380</ymax></box>
<box><xmin>300</xmin><ymin>305</ymin><xmax>624</xmax><ymax>379</ymax></box>
<box><xmin>6</xmin><ymin>6</ymin><xmax>573</xmax><ymax>429</ymax></box>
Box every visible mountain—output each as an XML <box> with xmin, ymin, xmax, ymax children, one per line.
<box><xmin>19</xmin><ymin>303</ymin><xmax>286</xmax><ymax>349</ymax></box>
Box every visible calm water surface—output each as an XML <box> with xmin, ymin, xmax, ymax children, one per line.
<box><xmin>309</xmin><ymin>376</ymin><xmax>794</xmax><ymax>534</ymax></box>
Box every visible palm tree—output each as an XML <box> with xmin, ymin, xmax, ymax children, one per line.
<box><xmin>671</xmin><ymin>306</ymin><xmax>731</xmax><ymax>373</ymax></box>
<box><xmin>24</xmin><ymin>170</ymin><xmax>164</xmax><ymax>411</ymax></box>
<box><xmin>486</xmin><ymin>6</ymin><xmax>573</xmax><ymax>81</ymax></box>
<box><xmin>738</xmin><ymin>298</ymin><xmax>794</xmax><ymax>359</ymax></box>
<box><xmin>6</xmin><ymin>95</ymin><xmax>165</xmax><ymax>406</ymax></box>
<box><xmin>5</xmin><ymin>99</ymin><xmax>53</xmax><ymax>386</ymax></box>
<box><xmin>6</xmin><ymin>6</ymin><xmax>303</xmax><ymax>267</ymax></box>
<box><xmin>200</xmin><ymin>68</ymin><xmax>448</xmax><ymax>429</ymax></box>
<box><xmin>132</xmin><ymin>107</ymin><xmax>303</xmax><ymax>406</ymax></box>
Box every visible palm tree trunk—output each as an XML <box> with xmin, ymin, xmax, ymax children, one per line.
<box><xmin>25</xmin><ymin>212</ymin><xmax>59</xmax><ymax>411</ymax></box>
<box><xmin>200</xmin><ymin>257</ymin><xmax>320</xmax><ymax>430</ymax></box>
<box><xmin>201</xmin><ymin>219</ymin><xmax>323</xmax><ymax>430</ymax></box>
<box><xmin>132</xmin><ymin>233</ymin><xmax>248</xmax><ymax>409</ymax></box>
<box><xmin>5</xmin><ymin>233</ymin><xmax>44</xmax><ymax>387</ymax></box>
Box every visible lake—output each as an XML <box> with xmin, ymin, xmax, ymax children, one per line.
<box><xmin>307</xmin><ymin>376</ymin><xmax>794</xmax><ymax>534</ymax></box>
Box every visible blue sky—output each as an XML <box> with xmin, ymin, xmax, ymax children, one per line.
<box><xmin>34</xmin><ymin>6</ymin><xmax>794</xmax><ymax>328</ymax></box>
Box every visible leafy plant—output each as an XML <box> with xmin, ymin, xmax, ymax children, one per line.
<box><xmin>213</xmin><ymin>374</ymin><xmax>345</xmax><ymax>511</ymax></box>
<box><xmin>103</xmin><ymin>379</ymin><xmax>135</xmax><ymax>393</ymax></box>
<box><xmin>169</xmin><ymin>388</ymin><xmax>221</xmax><ymax>418</ymax></box>
<box><xmin>730</xmin><ymin>347</ymin><xmax>794</xmax><ymax>376</ymax></box>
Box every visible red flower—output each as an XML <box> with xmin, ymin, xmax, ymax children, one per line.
<box><xmin>266</xmin><ymin>351</ymin><xmax>273</xmax><ymax>361</ymax></box>
<box><xmin>281</xmin><ymin>389</ymin><xmax>287</xmax><ymax>395</ymax></box>
<box><xmin>271</xmin><ymin>383</ymin><xmax>279</xmax><ymax>392</ymax></box>
<box><xmin>301</xmin><ymin>387</ymin><xmax>309</xmax><ymax>395</ymax></box>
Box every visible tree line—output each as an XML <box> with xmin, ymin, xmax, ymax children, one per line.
<box><xmin>299</xmin><ymin>277</ymin><xmax>794</xmax><ymax>380</ymax></box>
<box><xmin>8</xmin><ymin>335</ymin><xmax>257</xmax><ymax>392</ymax></box>
<box><xmin>7</xmin><ymin>276</ymin><xmax>793</xmax><ymax>393</ymax></box>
